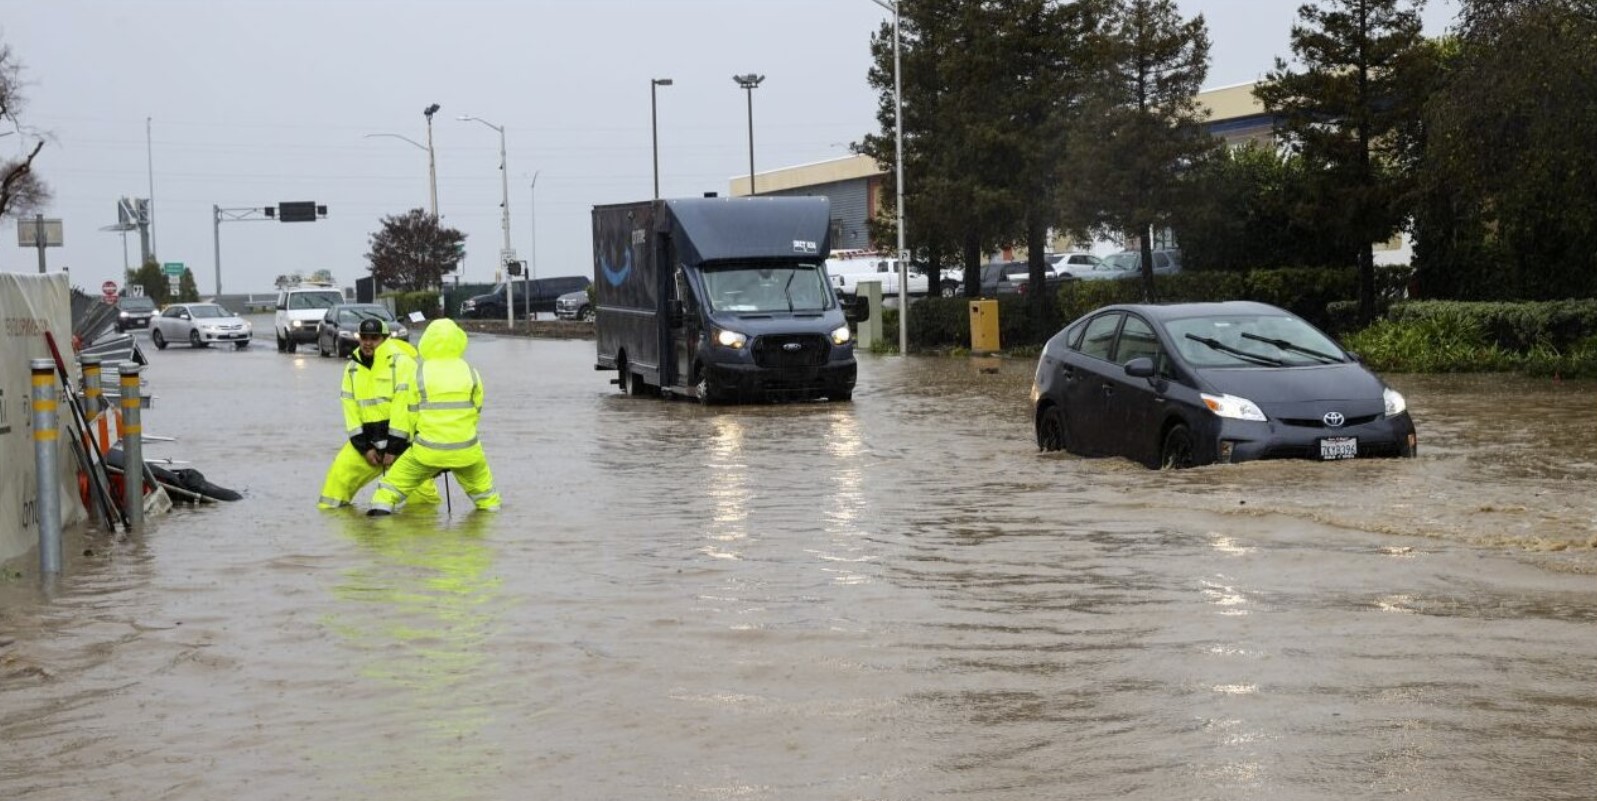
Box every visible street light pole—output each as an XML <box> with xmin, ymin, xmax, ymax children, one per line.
<box><xmin>871</xmin><ymin>0</ymin><xmax>908</xmax><ymax>355</ymax></box>
<box><xmin>529</xmin><ymin>171</ymin><xmax>539</xmax><ymax>281</ymax></box>
<box><xmin>362</xmin><ymin>131</ymin><xmax>434</xmax><ymax>213</ymax></box>
<box><xmin>423</xmin><ymin>104</ymin><xmax>441</xmax><ymax>217</ymax></box>
<box><xmin>651</xmin><ymin>78</ymin><xmax>673</xmax><ymax>199</ymax></box>
<box><xmin>459</xmin><ymin>115</ymin><xmax>516</xmax><ymax>326</ymax></box>
<box><xmin>732</xmin><ymin>74</ymin><xmax>765</xmax><ymax>196</ymax></box>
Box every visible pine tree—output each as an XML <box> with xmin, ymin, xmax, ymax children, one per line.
<box><xmin>1255</xmin><ymin>0</ymin><xmax>1429</xmax><ymax>322</ymax></box>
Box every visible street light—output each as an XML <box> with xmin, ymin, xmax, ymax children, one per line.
<box><xmin>423</xmin><ymin>103</ymin><xmax>441</xmax><ymax>217</ymax></box>
<box><xmin>362</xmin><ymin>131</ymin><xmax>437</xmax><ymax>216</ymax></box>
<box><xmin>871</xmin><ymin>0</ymin><xmax>908</xmax><ymax>355</ymax></box>
<box><xmin>459</xmin><ymin>115</ymin><xmax>516</xmax><ymax>326</ymax></box>
<box><xmin>651</xmin><ymin>78</ymin><xmax>673</xmax><ymax>199</ymax></box>
<box><xmin>529</xmin><ymin>171</ymin><xmax>539</xmax><ymax>281</ymax></box>
<box><xmin>732</xmin><ymin>73</ymin><xmax>764</xmax><ymax>196</ymax></box>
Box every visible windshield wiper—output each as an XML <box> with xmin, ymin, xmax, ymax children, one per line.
<box><xmin>783</xmin><ymin>270</ymin><xmax>796</xmax><ymax>312</ymax></box>
<box><xmin>1184</xmin><ymin>333</ymin><xmax>1286</xmax><ymax>366</ymax></box>
<box><xmin>1240</xmin><ymin>332</ymin><xmax>1342</xmax><ymax>364</ymax></box>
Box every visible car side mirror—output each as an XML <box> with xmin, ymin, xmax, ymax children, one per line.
<box><xmin>1124</xmin><ymin>357</ymin><xmax>1156</xmax><ymax>378</ymax></box>
<box><xmin>180</xmin><ymin>313</ymin><xmax>191</xmax><ymax>321</ymax></box>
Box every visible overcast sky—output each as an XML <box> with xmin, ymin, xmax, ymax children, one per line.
<box><xmin>4</xmin><ymin>0</ymin><xmax>1458</xmax><ymax>297</ymax></box>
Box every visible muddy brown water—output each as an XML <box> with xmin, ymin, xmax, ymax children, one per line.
<box><xmin>3</xmin><ymin>323</ymin><xmax>1594</xmax><ymax>800</ymax></box>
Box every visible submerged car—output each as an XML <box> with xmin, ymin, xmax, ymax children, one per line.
<box><xmin>315</xmin><ymin>303</ymin><xmax>409</xmax><ymax>358</ymax></box>
<box><xmin>1031</xmin><ymin>301</ymin><xmax>1416</xmax><ymax>468</ymax></box>
<box><xmin>151</xmin><ymin>303</ymin><xmax>253</xmax><ymax>350</ymax></box>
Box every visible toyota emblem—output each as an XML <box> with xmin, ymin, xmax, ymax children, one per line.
<box><xmin>1323</xmin><ymin>411</ymin><xmax>1346</xmax><ymax>428</ymax></box>
<box><xmin>783</xmin><ymin>342</ymin><xmax>802</xmax><ymax>352</ymax></box>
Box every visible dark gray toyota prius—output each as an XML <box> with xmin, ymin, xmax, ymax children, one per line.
<box><xmin>1031</xmin><ymin>301</ymin><xmax>1418</xmax><ymax>468</ymax></box>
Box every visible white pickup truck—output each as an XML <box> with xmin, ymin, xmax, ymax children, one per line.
<box><xmin>825</xmin><ymin>256</ymin><xmax>930</xmax><ymax>296</ymax></box>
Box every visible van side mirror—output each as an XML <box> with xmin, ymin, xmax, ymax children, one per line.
<box><xmin>842</xmin><ymin>294</ymin><xmax>870</xmax><ymax>324</ymax></box>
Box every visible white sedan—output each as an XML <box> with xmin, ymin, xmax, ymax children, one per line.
<box><xmin>150</xmin><ymin>303</ymin><xmax>253</xmax><ymax>350</ymax></box>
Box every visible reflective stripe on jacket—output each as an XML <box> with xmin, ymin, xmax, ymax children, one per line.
<box><xmin>388</xmin><ymin>319</ymin><xmax>485</xmax><ymax>466</ymax></box>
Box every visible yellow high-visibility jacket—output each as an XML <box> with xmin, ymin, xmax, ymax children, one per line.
<box><xmin>388</xmin><ymin>319</ymin><xmax>485</xmax><ymax>468</ymax></box>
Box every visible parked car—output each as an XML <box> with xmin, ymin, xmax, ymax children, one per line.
<box><xmin>1031</xmin><ymin>300</ymin><xmax>1416</xmax><ymax>468</ymax></box>
<box><xmin>553</xmin><ymin>289</ymin><xmax>594</xmax><ymax>321</ymax></box>
<box><xmin>460</xmin><ymin>275</ymin><xmax>591</xmax><ymax>319</ymax></box>
<box><xmin>1081</xmin><ymin>249</ymin><xmax>1182</xmax><ymax>280</ymax></box>
<box><xmin>275</xmin><ymin>284</ymin><xmax>346</xmax><ymax>352</ymax></box>
<box><xmin>1047</xmin><ymin>251</ymin><xmax>1105</xmax><ymax>278</ymax></box>
<box><xmin>114</xmin><ymin>295</ymin><xmax>158</xmax><ymax>332</ymax></box>
<box><xmin>315</xmin><ymin>304</ymin><xmax>409</xmax><ymax>358</ymax></box>
<box><xmin>151</xmin><ymin>302</ymin><xmax>253</xmax><ymax>350</ymax></box>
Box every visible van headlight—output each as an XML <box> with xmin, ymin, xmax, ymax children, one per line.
<box><xmin>1383</xmin><ymin>387</ymin><xmax>1407</xmax><ymax>417</ymax></box>
<box><xmin>713</xmin><ymin>328</ymin><xmax>747</xmax><ymax>349</ymax></box>
<box><xmin>1201</xmin><ymin>392</ymin><xmax>1267</xmax><ymax>422</ymax></box>
<box><xmin>830</xmin><ymin>325</ymin><xmax>851</xmax><ymax>345</ymax></box>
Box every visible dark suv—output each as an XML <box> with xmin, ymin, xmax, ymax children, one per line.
<box><xmin>461</xmin><ymin>275</ymin><xmax>591</xmax><ymax>319</ymax></box>
<box><xmin>115</xmin><ymin>295</ymin><xmax>158</xmax><ymax>332</ymax></box>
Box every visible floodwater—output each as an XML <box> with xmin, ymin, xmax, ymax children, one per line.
<box><xmin>3</xmin><ymin>322</ymin><xmax>1595</xmax><ymax>800</ymax></box>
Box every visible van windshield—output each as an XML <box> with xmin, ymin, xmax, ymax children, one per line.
<box><xmin>701</xmin><ymin>264</ymin><xmax>833</xmax><ymax>313</ymax></box>
<box><xmin>288</xmin><ymin>291</ymin><xmax>343</xmax><ymax>310</ymax></box>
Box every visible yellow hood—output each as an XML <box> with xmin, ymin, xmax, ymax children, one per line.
<box><xmin>418</xmin><ymin>318</ymin><xmax>468</xmax><ymax>360</ymax></box>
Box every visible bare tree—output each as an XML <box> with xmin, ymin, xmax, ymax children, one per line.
<box><xmin>0</xmin><ymin>42</ymin><xmax>51</xmax><ymax>220</ymax></box>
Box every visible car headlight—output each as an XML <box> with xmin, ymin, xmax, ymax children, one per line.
<box><xmin>713</xmin><ymin>328</ymin><xmax>747</xmax><ymax>349</ymax></box>
<box><xmin>830</xmin><ymin>325</ymin><xmax>851</xmax><ymax>346</ymax></box>
<box><xmin>392</xmin><ymin>326</ymin><xmax>408</xmax><ymax>340</ymax></box>
<box><xmin>119</xmin><ymin>311</ymin><xmax>130</xmax><ymax>318</ymax></box>
<box><xmin>1383</xmin><ymin>387</ymin><xmax>1407</xmax><ymax>417</ymax></box>
<box><xmin>1201</xmin><ymin>392</ymin><xmax>1267</xmax><ymax>422</ymax></box>
<box><xmin>337</xmin><ymin>329</ymin><xmax>356</xmax><ymax>340</ymax></box>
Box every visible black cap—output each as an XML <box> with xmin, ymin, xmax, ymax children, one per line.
<box><xmin>358</xmin><ymin>318</ymin><xmax>388</xmax><ymax>337</ymax></box>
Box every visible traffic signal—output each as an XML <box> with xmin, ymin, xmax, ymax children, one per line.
<box><xmin>506</xmin><ymin>260</ymin><xmax>525</xmax><ymax>277</ymax></box>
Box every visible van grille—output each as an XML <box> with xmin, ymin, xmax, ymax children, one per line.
<box><xmin>753</xmin><ymin>334</ymin><xmax>829</xmax><ymax>368</ymax></box>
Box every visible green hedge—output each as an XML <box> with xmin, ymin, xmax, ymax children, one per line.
<box><xmin>1342</xmin><ymin>300</ymin><xmax>1597</xmax><ymax>377</ymax></box>
<box><xmin>383</xmin><ymin>290</ymin><xmax>442</xmax><ymax>320</ymax></box>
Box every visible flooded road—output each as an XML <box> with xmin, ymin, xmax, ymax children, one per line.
<box><xmin>3</xmin><ymin>321</ymin><xmax>1595</xmax><ymax>800</ymax></box>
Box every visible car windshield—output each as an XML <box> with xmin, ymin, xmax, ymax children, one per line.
<box><xmin>702</xmin><ymin>264</ymin><xmax>833</xmax><ymax>313</ymax></box>
<box><xmin>288</xmin><ymin>290</ymin><xmax>342</xmax><ymax>310</ymax></box>
<box><xmin>188</xmin><ymin>304</ymin><xmax>229</xmax><ymax>319</ymax></box>
<box><xmin>1168</xmin><ymin>314</ymin><xmax>1347</xmax><ymax>368</ymax></box>
<box><xmin>119</xmin><ymin>296</ymin><xmax>156</xmax><ymax>311</ymax></box>
<box><xmin>338</xmin><ymin>306</ymin><xmax>392</xmax><ymax>325</ymax></box>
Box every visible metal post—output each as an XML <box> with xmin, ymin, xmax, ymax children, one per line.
<box><xmin>119</xmin><ymin>363</ymin><xmax>144</xmax><ymax>529</ymax></box>
<box><xmin>35</xmin><ymin>214</ymin><xmax>46</xmax><ymax>274</ymax></box>
<box><xmin>147</xmin><ymin>116</ymin><xmax>157</xmax><ymax>259</ymax></box>
<box><xmin>213</xmin><ymin>205</ymin><xmax>223</xmax><ymax>297</ymax></box>
<box><xmin>529</xmin><ymin>172</ymin><xmax>540</xmax><ymax>281</ymax></box>
<box><xmin>32</xmin><ymin>359</ymin><xmax>61</xmax><ymax>574</ymax></box>
<box><xmin>423</xmin><ymin>104</ymin><xmax>440</xmax><ymax>217</ymax></box>
<box><xmin>79</xmin><ymin>355</ymin><xmax>104</xmax><ymax>530</ymax></box>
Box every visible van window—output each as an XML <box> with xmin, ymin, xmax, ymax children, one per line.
<box><xmin>287</xmin><ymin>290</ymin><xmax>343</xmax><ymax>310</ymax></box>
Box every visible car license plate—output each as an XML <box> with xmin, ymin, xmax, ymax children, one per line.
<box><xmin>1320</xmin><ymin>437</ymin><xmax>1357</xmax><ymax>460</ymax></box>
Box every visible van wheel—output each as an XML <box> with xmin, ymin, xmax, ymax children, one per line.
<box><xmin>285</xmin><ymin>338</ymin><xmax>297</xmax><ymax>354</ymax></box>
<box><xmin>276</xmin><ymin>332</ymin><xmax>287</xmax><ymax>352</ymax></box>
<box><xmin>616</xmin><ymin>356</ymin><xmax>631</xmax><ymax>395</ymax></box>
<box><xmin>695</xmin><ymin>368</ymin><xmax>721</xmax><ymax>405</ymax></box>
<box><xmin>1161</xmin><ymin>424</ymin><xmax>1196</xmax><ymax>470</ymax></box>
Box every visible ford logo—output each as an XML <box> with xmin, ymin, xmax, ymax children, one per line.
<box><xmin>1323</xmin><ymin>411</ymin><xmax>1346</xmax><ymax>428</ymax></box>
<box><xmin>782</xmin><ymin>342</ymin><xmax>802</xmax><ymax>352</ymax></box>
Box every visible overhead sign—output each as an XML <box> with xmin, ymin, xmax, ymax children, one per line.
<box><xmin>275</xmin><ymin>201</ymin><xmax>326</xmax><ymax>222</ymax></box>
<box><xmin>162</xmin><ymin>262</ymin><xmax>185</xmax><ymax>277</ymax></box>
<box><xmin>15</xmin><ymin>218</ymin><xmax>63</xmax><ymax>247</ymax></box>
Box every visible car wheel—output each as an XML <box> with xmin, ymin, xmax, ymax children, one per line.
<box><xmin>151</xmin><ymin>328</ymin><xmax>167</xmax><ymax>350</ymax></box>
<box><xmin>1036</xmin><ymin>405</ymin><xmax>1069</xmax><ymax>452</ymax></box>
<box><xmin>1161</xmin><ymin>424</ymin><xmax>1196</xmax><ymax>470</ymax></box>
<box><xmin>579</xmin><ymin>306</ymin><xmax>595</xmax><ymax>322</ymax></box>
<box><xmin>286</xmin><ymin>338</ymin><xmax>297</xmax><ymax>353</ymax></box>
<box><xmin>234</xmin><ymin>340</ymin><xmax>249</xmax><ymax>350</ymax></box>
<box><xmin>276</xmin><ymin>331</ymin><xmax>287</xmax><ymax>352</ymax></box>
<box><xmin>317</xmin><ymin>336</ymin><xmax>329</xmax><ymax>357</ymax></box>
<box><xmin>189</xmin><ymin>329</ymin><xmax>207</xmax><ymax>349</ymax></box>
<box><xmin>941</xmin><ymin>281</ymin><xmax>959</xmax><ymax>298</ymax></box>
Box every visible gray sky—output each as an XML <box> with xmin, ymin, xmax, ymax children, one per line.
<box><xmin>4</xmin><ymin>0</ymin><xmax>1458</xmax><ymax>296</ymax></box>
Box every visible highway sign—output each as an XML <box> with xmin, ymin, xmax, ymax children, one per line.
<box><xmin>162</xmin><ymin>262</ymin><xmax>185</xmax><ymax>277</ymax></box>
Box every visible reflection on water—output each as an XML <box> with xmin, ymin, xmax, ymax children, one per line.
<box><xmin>323</xmin><ymin>512</ymin><xmax>503</xmax><ymax>800</ymax></box>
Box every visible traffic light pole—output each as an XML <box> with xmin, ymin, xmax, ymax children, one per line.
<box><xmin>212</xmin><ymin>206</ymin><xmax>275</xmax><ymax>297</ymax></box>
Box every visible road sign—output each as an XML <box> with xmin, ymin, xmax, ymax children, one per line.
<box><xmin>101</xmin><ymin>280</ymin><xmax>118</xmax><ymax>298</ymax></box>
<box><xmin>162</xmin><ymin>262</ymin><xmax>185</xmax><ymax>277</ymax></box>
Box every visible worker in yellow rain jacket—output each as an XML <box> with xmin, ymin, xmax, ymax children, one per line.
<box><xmin>317</xmin><ymin>318</ymin><xmax>440</xmax><ymax>509</ymax></box>
<box><xmin>369</xmin><ymin>318</ymin><xmax>500</xmax><ymax>515</ymax></box>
